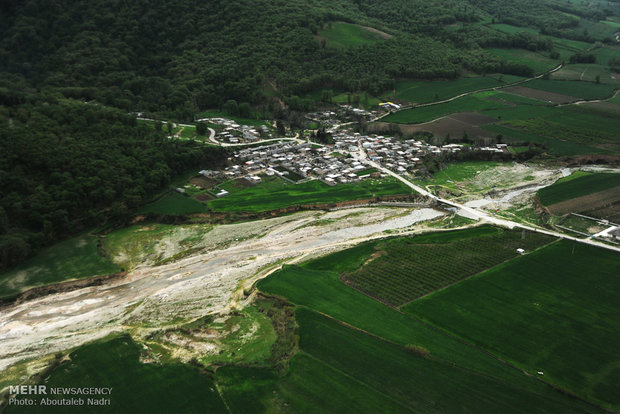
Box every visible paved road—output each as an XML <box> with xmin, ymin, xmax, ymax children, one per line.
<box><xmin>353</xmin><ymin>142</ymin><xmax>620</xmax><ymax>253</ymax></box>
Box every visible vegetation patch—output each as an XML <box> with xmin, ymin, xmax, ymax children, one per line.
<box><xmin>4</xmin><ymin>334</ymin><xmax>228</xmax><ymax>413</ymax></box>
<box><xmin>521</xmin><ymin>79</ymin><xmax>618</xmax><ymax>100</ymax></box>
<box><xmin>208</xmin><ymin>176</ymin><xmax>412</xmax><ymax>213</ymax></box>
<box><xmin>405</xmin><ymin>241</ymin><xmax>620</xmax><ymax>409</ymax></box>
<box><xmin>139</xmin><ymin>192</ymin><xmax>209</xmax><ymax>215</ymax></box>
<box><xmin>344</xmin><ymin>227</ymin><xmax>555</xmax><ymax>306</ymax></box>
<box><xmin>537</xmin><ymin>173</ymin><xmax>620</xmax><ymax>206</ymax></box>
<box><xmin>0</xmin><ymin>234</ymin><xmax>119</xmax><ymax>298</ymax></box>
<box><xmin>318</xmin><ymin>22</ymin><xmax>391</xmax><ymax>48</ymax></box>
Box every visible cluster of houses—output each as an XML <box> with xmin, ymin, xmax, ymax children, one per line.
<box><xmin>192</xmin><ymin>128</ymin><xmax>514</xmax><ymax>194</ymax></box>
<box><xmin>196</xmin><ymin>117</ymin><xmax>271</xmax><ymax>144</ymax></box>
<box><xmin>306</xmin><ymin>105</ymin><xmax>376</xmax><ymax>127</ymax></box>
<box><xmin>225</xmin><ymin>142</ymin><xmax>380</xmax><ymax>186</ymax></box>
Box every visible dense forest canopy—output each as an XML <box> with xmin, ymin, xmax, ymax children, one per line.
<box><xmin>2</xmin><ymin>0</ymin><xmax>615</xmax><ymax>118</ymax></box>
<box><xmin>0</xmin><ymin>85</ymin><xmax>227</xmax><ymax>269</ymax></box>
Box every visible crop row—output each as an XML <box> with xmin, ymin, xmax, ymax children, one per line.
<box><xmin>344</xmin><ymin>230</ymin><xmax>554</xmax><ymax>307</ymax></box>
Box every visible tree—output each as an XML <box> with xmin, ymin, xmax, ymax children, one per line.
<box><xmin>595</xmin><ymin>75</ymin><xmax>600</xmax><ymax>84</ymax></box>
<box><xmin>238</xmin><ymin>102</ymin><xmax>251</xmax><ymax>118</ymax></box>
<box><xmin>276</xmin><ymin>119</ymin><xmax>286</xmax><ymax>136</ymax></box>
<box><xmin>196</xmin><ymin>122</ymin><xmax>208</xmax><ymax>135</ymax></box>
<box><xmin>223</xmin><ymin>100</ymin><xmax>239</xmax><ymax>116</ymax></box>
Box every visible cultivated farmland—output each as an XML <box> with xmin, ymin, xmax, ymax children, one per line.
<box><xmin>405</xmin><ymin>240</ymin><xmax>620</xmax><ymax>409</ymax></box>
<box><xmin>537</xmin><ymin>173</ymin><xmax>620</xmax><ymax>206</ymax></box>
<box><xmin>344</xmin><ymin>227</ymin><xmax>555</xmax><ymax>306</ymax></box>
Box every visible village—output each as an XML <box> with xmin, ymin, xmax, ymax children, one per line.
<box><xmin>191</xmin><ymin>121</ymin><xmax>512</xmax><ymax>197</ymax></box>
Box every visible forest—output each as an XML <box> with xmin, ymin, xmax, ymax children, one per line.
<box><xmin>2</xmin><ymin>0</ymin><xmax>611</xmax><ymax>120</ymax></box>
<box><xmin>0</xmin><ymin>84</ymin><xmax>227</xmax><ymax>269</ymax></box>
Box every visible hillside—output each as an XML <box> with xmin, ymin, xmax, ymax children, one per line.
<box><xmin>2</xmin><ymin>0</ymin><xmax>615</xmax><ymax>118</ymax></box>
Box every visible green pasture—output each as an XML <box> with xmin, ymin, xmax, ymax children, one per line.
<box><xmin>487</xmin><ymin>48</ymin><xmax>560</xmax><ymax>74</ymax></box>
<box><xmin>208</xmin><ymin>176</ymin><xmax>412</xmax><ymax>212</ymax></box>
<box><xmin>521</xmin><ymin>79</ymin><xmax>617</xmax><ymax>100</ymax></box>
<box><xmin>385</xmin><ymin>75</ymin><xmax>523</xmax><ymax>104</ymax></box>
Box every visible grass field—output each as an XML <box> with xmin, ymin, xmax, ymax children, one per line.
<box><xmin>0</xmin><ymin>234</ymin><xmax>119</xmax><ymax>298</ymax></box>
<box><xmin>256</xmin><ymin>230</ymin><xmax>607</xmax><ymax>412</ymax></box>
<box><xmin>385</xmin><ymin>75</ymin><xmax>523</xmax><ymax>104</ymax></box>
<box><xmin>208</xmin><ymin>176</ymin><xmax>412</xmax><ymax>212</ymax></box>
<box><xmin>5</xmin><ymin>335</ymin><xmax>228</xmax><ymax>413</ymax></box>
<box><xmin>487</xmin><ymin>48</ymin><xmax>559</xmax><ymax>74</ymax></box>
<box><xmin>537</xmin><ymin>173</ymin><xmax>620</xmax><ymax>205</ymax></box>
<box><xmin>382</xmin><ymin>92</ymin><xmax>508</xmax><ymax>124</ymax></box>
<box><xmin>483</xmin><ymin>124</ymin><xmax>606</xmax><ymax>156</ymax></box>
<box><xmin>139</xmin><ymin>192</ymin><xmax>209</xmax><ymax>215</ymax></box>
<box><xmin>405</xmin><ymin>240</ymin><xmax>620</xmax><ymax>409</ymax></box>
<box><xmin>344</xmin><ymin>227</ymin><xmax>554</xmax><ymax>306</ymax></box>
<box><xmin>318</xmin><ymin>22</ymin><xmax>389</xmax><ymax>48</ymax></box>
<box><xmin>521</xmin><ymin>79</ymin><xmax>618</xmax><ymax>100</ymax></box>
<box><xmin>104</xmin><ymin>223</ymin><xmax>213</xmax><ymax>270</ymax></box>
<box><xmin>552</xmin><ymin>64</ymin><xmax>620</xmax><ymax>85</ymax></box>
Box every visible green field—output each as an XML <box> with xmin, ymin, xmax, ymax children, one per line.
<box><xmin>6</xmin><ymin>335</ymin><xmax>228</xmax><ymax>413</ymax></box>
<box><xmin>208</xmin><ymin>176</ymin><xmax>412</xmax><ymax>212</ymax></box>
<box><xmin>406</xmin><ymin>240</ymin><xmax>620</xmax><ymax>409</ymax></box>
<box><xmin>344</xmin><ymin>227</ymin><xmax>554</xmax><ymax>306</ymax></box>
<box><xmin>255</xmin><ymin>229</ymin><xmax>607</xmax><ymax>412</ymax></box>
<box><xmin>386</xmin><ymin>75</ymin><xmax>523</xmax><ymax>104</ymax></box>
<box><xmin>552</xmin><ymin>63</ymin><xmax>620</xmax><ymax>85</ymax></box>
<box><xmin>139</xmin><ymin>192</ymin><xmax>208</xmax><ymax>215</ymax></box>
<box><xmin>382</xmin><ymin>92</ymin><xmax>508</xmax><ymax>124</ymax></box>
<box><xmin>318</xmin><ymin>22</ymin><xmax>389</xmax><ymax>48</ymax></box>
<box><xmin>483</xmin><ymin>124</ymin><xmax>604</xmax><ymax>155</ymax></box>
<box><xmin>537</xmin><ymin>173</ymin><xmax>620</xmax><ymax>205</ymax></box>
<box><xmin>0</xmin><ymin>234</ymin><xmax>119</xmax><ymax>298</ymax></box>
<box><xmin>521</xmin><ymin>79</ymin><xmax>618</xmax><ymax>100</ymax></box>
<box><xmin>487</xmin><ymin>48</ymin><xmax>560</xmax><ymax>74</ymax></box>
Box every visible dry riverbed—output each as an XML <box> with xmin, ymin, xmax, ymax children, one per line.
<box><xmin>0</xmin><ymin>206</ymin><xmax>445</xmax><ymax>378</ymax></box>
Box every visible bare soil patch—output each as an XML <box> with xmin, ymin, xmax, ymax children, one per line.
<box><xmin>504</xmin><ymin>86</ymin><xmax>579</xmax><ymax>104</ymax></box>
<box><xmin>194</xmin><ymin>194</ymin><xmax>212</xmax><ymax>202</ymax></box>
<box><xmin>189</xmin><ymin>176</ymin><xmax>218</xmax><ymax>189</ymax></box>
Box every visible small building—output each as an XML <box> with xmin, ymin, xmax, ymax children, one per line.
<box><xmin>516</xmin><ymin>248</ymin><xmax>525</xmax><ymax>255</ymax></box>
<box><xmin>215</xmin><ymin>189</ymin><xmax>229</xmax><ymax>198</ymax></box>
